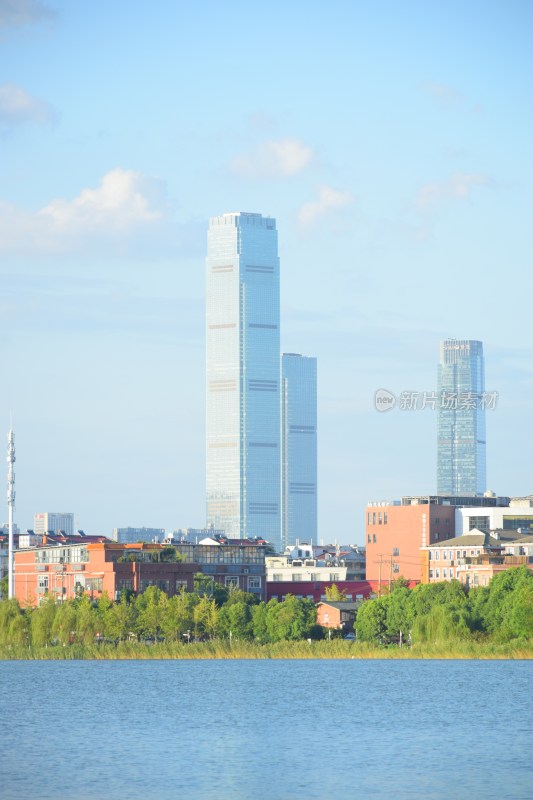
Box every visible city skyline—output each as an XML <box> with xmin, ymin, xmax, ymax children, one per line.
<box><xmin>1</xmin><ymin>2</ymin><xmax>532</xmax><ymax>540</ymax></box>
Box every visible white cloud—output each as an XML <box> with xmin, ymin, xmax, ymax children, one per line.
<box><xmin>0</xmin><ymin>0</ymin><xmax>55</xmax><ymax>27</ymax></box>
<box><xmin>419</xmin><ymin>81</ymin><xmax>463</xmax><ymax>107</ymax></box>
<box><xmin>231</xmin><ymin>137</ymin><xmax>314</xmax><ymax>178</ymax></box>
<box><xmin>0</xmin><ymin>82</ymin><xmax>56</xmax><ymax>126</ymax></box>
<box><xmin>0</xmin><ymin>168</ymin><xmax>166</xmax><ymax>254</ymax></box>
<box><xmin>297</xmin><ymin>185</ymin><xmax>355</xmax><ymax>227</ymax></box>
<box><xmin>415</xmin><ymin>172</ymin><xmax>492</xmax><ymax>210</ymax></box>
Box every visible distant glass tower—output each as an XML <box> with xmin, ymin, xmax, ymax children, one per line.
<box><xmin>437</xmin><ymin>339</ymin><xmax>486</xmax><ymax>495</ymax></box>
<box><xmin>206</xmin><ymin>212</ymin><xmax>281</xmax><ymax>547</ymax></box>
<box><xmin>281</xmin><ymin>354</ymin><xmax>317</xmax><ymax>548</ymax></box>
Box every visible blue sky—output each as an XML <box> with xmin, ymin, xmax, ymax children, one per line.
<box><xmin>1</xmin><ymin>0</ymin><xmax>532</xmax><ymax>543</ymax></box>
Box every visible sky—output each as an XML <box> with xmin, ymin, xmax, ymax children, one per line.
<box><xmin>1</xmin><ymin>0</ymin><xmax>532</xmax><ymax>544</ymax></box>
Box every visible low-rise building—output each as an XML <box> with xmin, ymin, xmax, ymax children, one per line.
<box><xmin>455</xmin><ymin>497</ymin><xmax>533</xmax><ymax>537</ymax></box>
<box><xmin>421</xmin><ymin>530</ymin><xmax>531</xmax><ymax>587</ymax></box>
<box><xmin>14</xmin><ymin>538</ymin><xmax>267</xmax><ymax>606</ymax></box>
<box><xmin>267</xmin><ymin>554</ymin><xmax>349</xmax><ymax>584</ymax></box>
<box><xmin>366</xmin><ymin>494</ymin><xmax>514</xmax><ymax>584</ymax></box>
<box><xmin>316</xmin><ymin>601</ymin><xmax>358</xmax><ymax>631</ymax></box>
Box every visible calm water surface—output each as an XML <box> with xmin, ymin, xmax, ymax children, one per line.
<box><xmin>1</xmin><ymin>659</ymin><xmax>531</xmax><ymax>799</ymax></box>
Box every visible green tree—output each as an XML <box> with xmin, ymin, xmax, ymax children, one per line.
<box><xmin>508</xmin><ymin>583</ymin><xmax>533</xmax><ymax>639</ymax></box>
<box><xmin>251</xmin><ymin>602</ymin><xmax>269</xmax><ymax>643</ymax></box>
<box><xmin>217</xmin><ymin>600</ymin><xmax>254</xmax><ymax>640</ymax></box>
<box><xmin>265</xmin><ymin>595</ymin><xmax>316</xmax><ymax>642</ymax></box>
<box><xmin>160</xmin><ymin>590</ymin><xmax>199</xmax><ymax>641</ymax></box>
<box><xmin>194</xmin><ymin>596</ymin><xmax>219</xmax><ymax>639</ymax></box>
<box><xmin>325</xmin><ymin>584</ymin><xmax>347</xmax><ymax>601</ymax></box>
<box><xmin>355</xmin><ymin>596</ymin><xmax>389</xmax><ymax>642</ymax></box>
<box><xmin>0</xmin><ymin>598</ymin><xmax>23</xmax><ymax>645</ymax></box>
<box><xmin>135</xmin><ymin>586</ymin><xmax>168</xmax><ymax>640</ymax></box>
<box><xmin>385</xmin><ymin>587</ymin><xmax>414</xmax><ymax>641</ymax></box>
<box><xmin>52</xmin><ymin>600</ymin><xmax>78</xmax><ymax>645</ymax></box>
<box><xmin>30</xmin><ymin>595</ymin><xmax>57</xmax><ymax>646</ymax></box>
<box><xmin>76</xmin><ymin>595</ymin><xmax>99</xmax><ymax>644</ymax></box>
<box><xmin>104</xmin><ymin>595</ymin><xmax>136</xmax><ymax>642</ymax></box>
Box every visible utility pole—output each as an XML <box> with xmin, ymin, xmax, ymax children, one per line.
<box><xmin>7</xmin><ymin>429</ymin><xmax>15</xmax><ymax>599</ymax></box>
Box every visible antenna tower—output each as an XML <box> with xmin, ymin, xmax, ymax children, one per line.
<box><xmin>7</xmin><ymin>429</ymin><xmax>15</xmax><ymax>599</ymax></box>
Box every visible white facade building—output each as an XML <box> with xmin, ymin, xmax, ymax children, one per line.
<box><xmin>34</xmin><ymin>512</ymin><xmax>75</xmax><ymax>536</ymax></box>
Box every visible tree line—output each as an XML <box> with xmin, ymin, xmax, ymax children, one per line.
<box><xmin>1</xmin><ymin>566</ymin><xmax>531</xmax><ymax>650</ymax></box>
<box><xmin>356</xmin><ymin>565</ymin><xmax>533</xmax><ymax>644</ymax></box>
<box><xmin>0</xmin><ymin>579</ymin><xmax>320</xmax><ymax>647</ymax></box>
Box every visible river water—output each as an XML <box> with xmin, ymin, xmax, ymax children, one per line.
<box><xmin>1</xmin><ymin>659</ymin><xmax>531</xmax><ymax>799</ymax></box>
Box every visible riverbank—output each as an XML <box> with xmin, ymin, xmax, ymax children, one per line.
<box><xmin>1</xmin><ymin>638</ymin><xmax>532</xmax><ymax>660</ymax></box>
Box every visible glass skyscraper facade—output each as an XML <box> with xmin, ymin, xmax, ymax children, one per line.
<box><xmin>437</xmin><ymin>339</ymin><xmax>486</xmax><ymax>496</ymax></box>
<box><xmin>206</xmin><ymin>212</ymin><xmax>281</xmax><ymax>547</ymax></box>
<box><xmin>281</xmin><ymin>354</ymin><xmax>317</xmax><ymax>548</ymax></box>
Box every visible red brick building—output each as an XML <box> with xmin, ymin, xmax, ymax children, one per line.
<box><xmin>365</xmin><ymin>499</ymin><xmax>456</xmax><ymax>583</ymax></box>
<box><xmin>14</xmin><ymin>539</ymin><xmax>267</xmax><ymax>606</ymax></box>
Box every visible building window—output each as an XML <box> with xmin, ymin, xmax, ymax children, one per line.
<box><xmin>384</xmin><ymin>512</ymin><xmax>388</xmax><ymax>524</ymax></box>
<box><xmin>157</xmin><ymin>580</ymin><xmax>170</xmax><ymax>593</ymax></box>
<box><xmin>248</xmin><ymin>577</ymin><xmax>261</xmax><ymax>589</ymax></box>
<box><xmin>429</xmin><ymin>570</ymin><xmax>433</xmax><ymax>578</ymax></box>
<box><xmin>429</xmin><ymin>551</ymin><xmax>433</xmax><ymax>560</ymax></box>
<box><xmin>368</xmin><ymin>534</ymin><xmax>371</xmax><ymax>543</ymax></box>
<box><xmin>443</xmin><ymin>568</ymin><xmax>447</xmax><ymax>578</ymax></box>
<box><xmin>393</xmin><ymin>563</ymin><xmax>399</xmax><ymax>573</ymax></box>
<box><xmin>329</xmin><ymin>573</ymin><xmax>340</xmax><ymax>581</ymax></box>
<box><xmin>449</xmin><ymin>569</ymin><xmax>454</xmax><ymax>578</ymax></box>
<box><xmin>443</xmin><ymin>551</ymin><xmax>447</xmax><ymax>560</ymax></box>
<box><xmin>367</xmin><ymin>512</ymin><xmax>372</xmax><ymax>525</ymax></box>
<box><xmin>85</xmin><ymin>578</ymin><xmax>103</xmax><ymax>592</ymax></box>
<box><xmin>435</xmin><ymin>569</ymin><xmax>440</xmax><ymax>579</ymax></box>
<box><xmin>373</xmin><ymin>513</ymin><xmax>376</xmax><ymax>525</ymax></box>
<box><xmin>372</xmin><ymin>534</ymin><xmax>376</xmax><ymax>543</ymax></box>
<box><xmin>435</xmin><ymin>552</ymin><xmax>440</xmax><ymax>561</ymax></box>
<box><xmin>292</xmin><ymin>574</ymin><xmax>302</xmax><ymax>582</ymax></box>
<box><xmin>474</xmin><ymin>575</ymin><xmax>479</xmax><ymax>585</ymax></box>
<box><xmin>272</xmin><ymin>573</ymin><xmax>283</xmax><ymax>581</ymax></box>
<box><xmin>225</xmin><ymin>576</ymin><xmax>239</xmax><ymax>589</ymax></box>
<box><xmin>393</xmin><ymin>548</ymin><xmax>399</xmax><ymax>557</ymax></box>
<box><xmin>175</xmin><ymin>580</ymin><xmax>188</xmax><ymax>593</ymax></box>
<box><xmin>378</xmin><ymin>512</ymin><xmax>382</xmax><ymax>525</ymax></box>
<box><xmin>38</xmin><ymin>575</ymin><xmax>48</xmax><ymax>591</ymax></box>
<box><xmin>119</xmin><ymin>579</ymin><xmax>133</xmax><ymax>591</ymax></box>
<box><xmin>310</xmin><ymin>573</ymin><xmax>320</xmax><ymax>581</ymax></box>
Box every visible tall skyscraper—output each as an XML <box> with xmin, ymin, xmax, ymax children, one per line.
<box><xmin>437</xmin><ymin>339</ymin><xmax>486</xmax><ymax>496</ymax></box>
<box><xmin>206</xmin><ymin>212</ymin><xmax>281</xmax><ymax>547</ymax></box>
<box><xmin>281</xmin><ymin>354</ymin><xmax>317</xmax><ymax>548</ymax></box>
